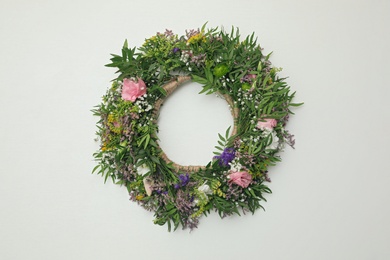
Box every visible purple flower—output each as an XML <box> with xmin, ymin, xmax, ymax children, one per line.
<box><xmin>214</xmin><ymin>148</ymin><xmax>235</xmax><ymax>167</ymax></box>
<box><xmin>172</xmin><ymin>47</ymin><xmax>180</xmax><ymax>54</ymax></box>
<box><xmin>174</xmin><ymin>173</ymin><xmax>190</xmax><ymax>189</ymax></box>
<box><xmin>156</xmin><ymin>190</ymin><xmax>168</xmax><ymax>195</ymax></box>
<box><xmin>175</xmin><ymin>190</ymin><xmax>194</xmax><ymax>214</ymax></box>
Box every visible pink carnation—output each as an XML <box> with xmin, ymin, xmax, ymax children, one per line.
<box><xmin>228</xmin><ymin>171</ymin><xmax>252</xmax><ymax>188</ymax></box>
<box><xmin>256</xmin><ymin>118</ymin><xmax>277</xmax><ymax>130</ymax></box>
<box><xmin>121</xmin><ymin>78</ymin><xmax>147</xmax><ymax>101</ymax></box>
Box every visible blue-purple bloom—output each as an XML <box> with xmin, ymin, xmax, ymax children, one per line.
<box><xmin>214</xmin><ymin>148</ymin><xmax>235</xmax><ymax>167</ymax></box>
<box><xmin>172</xmin><ymin>47</ymin><xmax>180</xmax><ymax>54</ymax></box>
<box><xmin>156</xmin><ymin>189</ymin><xmax>168</xmax><ymax>195</ymax></box>
<box><xmin>174</xmin><ymin>173</ymin><xmax>190</xmax><ymax>189</ymax></box>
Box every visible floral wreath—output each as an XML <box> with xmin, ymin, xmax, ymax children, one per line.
<box><xmin>92</xmin><ymin>24</ymin><xmax>301</xmax><ymax>231</ymax></box>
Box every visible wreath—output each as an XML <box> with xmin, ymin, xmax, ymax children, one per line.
<box><xmin>92</xmin><ymin>24</ymin><xmax>301</xmax><ymax>231</ymax></box>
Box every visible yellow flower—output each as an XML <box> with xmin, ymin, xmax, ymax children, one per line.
<box><xmin>187</xmin><ymin>33</ymin><xmax>206</xmax><ymax>44</ymax></box>
<box><xmin>101</xmin><ymin>142</ymin><xmax>111</xmax><ymax>151</ymax></box>
<box><xmin>143</xmin><ymin>35</ymin><xmax>157</xmax><ymax>46</ymax></box>
<box><xmin>107</xmin><ymin>114</ymin><xmax>115</xmax><ymax>123</ymax></box>
<box><xmin>107</xmin><ymin>113</ymin><xmax>122</xmax><ymax>134</ymax></box>
<box><xmin>136</xmin><ymin>194</ymin><xmax>144</xmax><ymax>200</ymax></box>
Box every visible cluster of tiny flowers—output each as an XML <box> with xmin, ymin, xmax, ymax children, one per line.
<box><xmin>228</xmin><ymin>157</ymin><xmax>243</xmax><ymax>172</ymax></box>
<box><xmin>134</xmin><ymin>93</ymin><xmax>154</xmax><ymax>113</ymax></box>
<box><xmin>158</xmin><ymin>29</ymin><xmax>174</xmax><ymax>38</ymax></box>
<box><xmin>191</xmin><ymin>53</ymin><xmax>206</xmax><ymax>66</ymax></box>
<box><xmin>242</xmin><ymin>133</ymin><xmax>261</xmax><ymax>143</ymax></box>
<box><xmin>180</xmin><ymin>50</ymin><xmax>192</xmax><ymax>63</ymax></box>
<box><xmin>185</xmin><ymin>29</ymin><xmax>200</xmax><ymax>39</ymax></box>
<box><xmin>101</xmin><ymin>152</ymin><xmax>118</xmax><ymax>176</ymax></box>
<box><xmin>220</xmin><ymin>75</ymin><xmax>237</xmax><ymax>88</ymax></box>
<box><xmin>103</xmin><ymin>83</ymin><xmax>122</xmax><ymax>106</ymax></box>
<box><xmin>235</xmin><ymin>88</ymin><xmax>260</xmax><ymax>111</ymax></box>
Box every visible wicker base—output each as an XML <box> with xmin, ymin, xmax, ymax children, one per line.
<box><xmin>153</xmin><ymin>76</ymin><xmax>239</xmax><ymax>172</ymax></box>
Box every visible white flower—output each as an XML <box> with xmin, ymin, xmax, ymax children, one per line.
<box><xmin>136</xmin><ymin>160</ymin><xmax>150</xmax><ymax>176</ymax></box>
<box><xmin>198</xmin><ymin>183</ymin><xmax>212</xmax><ymax>195</ymax></box>
<box><xmin>265</xmin><ymin>130</ymin><xmax>279</xmax><ymax>151</ymax></box>
<box><xmin>193</xmin><ymin>182</ymin><xmax>212</xmax><ymax>205</ymax></box>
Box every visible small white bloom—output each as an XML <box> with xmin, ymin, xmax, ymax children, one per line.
<box><xmin>229</xmin><ymin>158</ymin><xmax>242</xmax><ymax>172</ymax></box>
<box><xmin>136</xmin><ymin>160</ymin><xmax>150</xmax><ymax>176</ymax></box>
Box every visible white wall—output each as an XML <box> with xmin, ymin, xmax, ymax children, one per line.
<box><xmin>1</xmin><ymin>0</ymin><xmax>389</xmax><ymax>259</ymax></box>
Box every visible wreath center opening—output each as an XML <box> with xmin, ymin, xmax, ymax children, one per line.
<box><xmin>157</xmin><ymin>80</ymin><xmax>234</xmax><ymax>168</ymax></box>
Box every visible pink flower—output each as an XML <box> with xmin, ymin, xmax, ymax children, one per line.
<box><xmin>228</xmin><ymin>171</ymin><xmax>252</xmax><ymax>188</ymax></box>
<box><xmin>247</xmin><ymin>74</ymin><xmax>256</xmax><ymax>80</ymax></box>
<box><xmin>256</xmin><ymin>118</ymin><xmax>277</xmax><ymax>130</ymax></box>
<box><xmin>121</xmin><ymin>78</ymin><xmax>147</xmax><ymax>101</ymax></box>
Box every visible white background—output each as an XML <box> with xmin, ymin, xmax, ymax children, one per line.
<box><xmin>1</xmin><ymin>0</ymin><xmax>389</xmax><ymax>259</ymax></box>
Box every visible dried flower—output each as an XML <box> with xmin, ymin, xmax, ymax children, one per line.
<box><xmin>143</xmin><ymin>177</ymin><xmax>154</xmax><ymax>196</ymax></box>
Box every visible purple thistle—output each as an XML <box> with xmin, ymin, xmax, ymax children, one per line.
<box><xmin>214</xmin><ymin>148</ymin><xmax>235</xmax><ymax>167</ymax></box>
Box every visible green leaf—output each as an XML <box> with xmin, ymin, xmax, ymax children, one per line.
<box><xmin>199</xmin><ymin>84</ymin><xmax>212</xmax><ymax>94</ymax></box>
<box><xmin>192</xmin><ymin>75</ymin><xmax>208</xmax><ymax>84</ymax></box>
<box><xmin>214</xmin><ymin>146</ymin><xmax>223</xmax><ymax>151</ymax></box>
<box><xmin>92</xmin><ymin>165</ymin><xmax>100</xmax><ymax>174</ymax></box>
<box><xmin>144</xmin><ymin>134</ymin><xmax>150</xmax><ymax>149</ymax></box>
<box><xmin>205</xmin><ymin>68</ymin><xmax>214</xmax><ymax>83</ymax></box>
<box><xmin>150</xmin><ymin>156</ymin><xmax>160</xmax><ymax>165</ymax></box>
<box><xmin>225</xmin><ymin>126</ymin><xmax>231</xmax><ymax>139</ymax></box>
<box><xmin>201</xmin><ymin>22</ymin><xmax>208</xmax><ymax>32</ymax></box>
